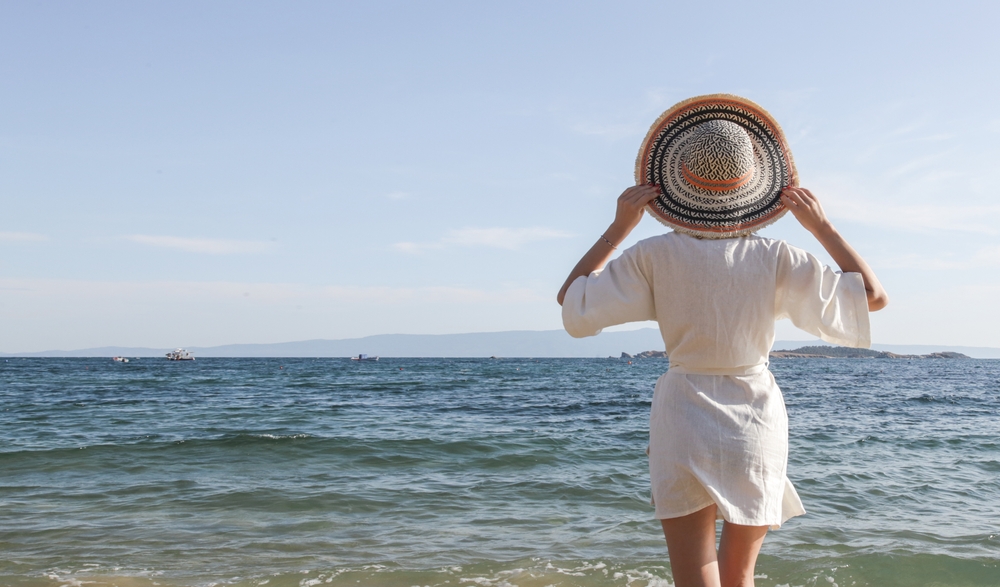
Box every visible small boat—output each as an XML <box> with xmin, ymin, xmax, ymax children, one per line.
<box><xmin>350</xmin><ymin>353</ymin><xmax>379</xmax><ymax>361</ymax></box>
<box><xmin>166</xmin><ymin>348</ymin><xmax>195</xmax><ymax>361</ymax></box>
<box><xmin>112</xmin><ymin>356</ymin><xmax>129</xmax><ymax>363</ymax></box>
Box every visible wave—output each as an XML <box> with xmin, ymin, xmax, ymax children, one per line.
<box><xmin>18</xmin><ymin>553</ymin><xmax>1000</xmax><ymax>587</ymax></box>
<box><xmin>0</xmin><ymin>432</ymin><xmax>320</xmax><ymax>461</ymax></box>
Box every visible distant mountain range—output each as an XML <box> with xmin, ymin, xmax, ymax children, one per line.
<box><xmin>4</xmin><ymin>329</ymin><xmax>1000</xmax><ymax>358</ymax></box>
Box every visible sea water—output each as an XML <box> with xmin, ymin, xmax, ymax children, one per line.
<box><xmin>1</xmin><ymin>357</ymin><xmax>998</xmax><ymax>587</ymax></box>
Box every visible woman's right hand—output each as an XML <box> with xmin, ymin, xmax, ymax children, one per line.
<box><xmin>606</xmin><ymin>184</ymin><xmax>661</xmax><ymax>244</ymax></box>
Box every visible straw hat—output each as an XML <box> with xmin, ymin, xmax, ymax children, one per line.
<box><xmin>635</xmin><ymin>94</ymin><xmax>797</xmax><ymax>238</ymax></box>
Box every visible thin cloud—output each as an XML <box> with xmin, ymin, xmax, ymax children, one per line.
<box><xmin>878</xmin><ymin>245</ymin><xmax>1000</xmax><ymax>270</ymax></box>
<box><xmin>570</xmin><ymin>122</ymin><xmax>643</xmax><ymax>140</ymax></box>
<box><xmin>443</xmin><ymin>227</ymin><xmax>574</xmax><ymax>249</ymax></box>
<box><xmin>882</xmin><ymin>151</ymin><xmax>957</xmax><ymax>179</ymax></box>
<box><xmin>813</xmin><ymin>174</ymin><xmax>1000</xmax><ymax>235</ymax></box>
<box><xmin>0</xmin><ymin>231</ymin><xmax>47</xmax><ymax>242</ymax></box>
<box><xmin>318</xmin><ymin>284</ymin><xmax>546</xmax><ymax>304</ymax></box>
<box><xmin>395</xmin><ymin>226</ymin><xmax>573</xmax><ymax>254</ymax></box>
<box><xmin>124</xmin><ymin>235</ymin><xmax>274</xmax><ymax>254</ymax></box>
<box><xmin>0</xmin><ymin>278</ymin><xmax>546</xmax><ymax>305</ymax></box>
<box><xmin>392</xmin><ymin>241</ymin><xmax>443</xmax><ymax>254</ymax></box>
<box><xmin>824</xmin><ymin>197</ymin><xmax>1000</xmax><ymax>235</ymax></box>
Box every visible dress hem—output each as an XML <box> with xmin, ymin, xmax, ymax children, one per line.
<box><xmin>653</xmin><ymin>498</ymin><xmax>718</xmax><ymax>522</ymax></box>
<box><xmin>653</xmin><ymin>498</ymin><xmax>801</xmax><ymax>529</ymax></box>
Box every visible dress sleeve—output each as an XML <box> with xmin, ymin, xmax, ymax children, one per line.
<box><xmin>562</xmin><ymin>242</ymin><xmax>656</xmax><ymax>338</ymax></box>
<box><xmin>775</xmin><ymin>241</ymin><xmax>871</xmax><ymax>348</ymax></box>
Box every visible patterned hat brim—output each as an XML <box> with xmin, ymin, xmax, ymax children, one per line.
<box><xmin>635</xmin><ymin>94</ymin><xmax>798</xmax><ymax>238</ymax></box>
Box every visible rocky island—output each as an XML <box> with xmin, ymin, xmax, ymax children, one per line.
<box><xmin>768</xmin><ymin>345</ymin><xmax>969</xmax><ymax>359</ymax></box>
<box><xmin>620</xmin><ymin>351</ymin><xmax>668</xmax><ymax>359</ymax></box>
<box><xmin>620</xmin><ymin>346</ymin><xmax>970</xmax><ymax>360</ymax></box>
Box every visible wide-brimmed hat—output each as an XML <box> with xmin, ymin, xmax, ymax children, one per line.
<box><xmin>635</xmin><ymin>94</ymin><xmax>797</xmax><ymax>238</ymax></box>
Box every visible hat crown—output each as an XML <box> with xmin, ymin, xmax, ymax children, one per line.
<box><xmin>681</xmin><ymin>120</ymin><xmax>756</xmax><ymax>192</ymax></box>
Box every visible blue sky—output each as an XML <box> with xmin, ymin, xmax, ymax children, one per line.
<box><xmin>2</xmin><ymin>1</ymin><xmax>999</xmax><ymax>352</ymax></box>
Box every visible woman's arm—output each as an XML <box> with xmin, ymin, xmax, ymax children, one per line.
<box><xmin>556</xmin><ymin>185</ymin><xmax>661</xmax><ymax>306</ymax></box>
<box><xmin>780</xmin><ymin>187</ymin><xmax>889</xmax><ymax>311</ymax></box>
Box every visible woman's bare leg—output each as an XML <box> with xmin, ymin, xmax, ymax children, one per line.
<box><xmin>717</xmin><ymin>521</ymin><xmax>768</xmax><ymax>587</ymax></box>
<box><xmin>660</xmin><ymin>504</ymin><xmax>720</xmax><ymax>587</ymax></box>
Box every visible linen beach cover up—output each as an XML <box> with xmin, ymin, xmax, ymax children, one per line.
<box><xmin>562</xmin><ymin>231</ymin><xmax>870</xmax><ymax>528</ymax></box>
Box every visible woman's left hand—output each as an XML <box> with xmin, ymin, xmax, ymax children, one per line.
<box><xmin>607</xmin><ymin>185</ymin><xmax>661</xmax><ymax>243</ymax></box>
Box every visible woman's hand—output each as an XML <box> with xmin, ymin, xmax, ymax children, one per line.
<box><xmin>606</xmin><ymin>184</ymin><xmax>661</xmax><ymax>244</ymax></box>
<box><xmin>780</xmin><ymin>187</ymin><xmax>832</xmax><ymax>237</ymax></box>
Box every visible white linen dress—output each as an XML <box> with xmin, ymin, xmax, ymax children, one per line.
<box><xmin>562</xmin><ymin>231</ymin><xmax>870</xmax><ymax>528</ymax></box>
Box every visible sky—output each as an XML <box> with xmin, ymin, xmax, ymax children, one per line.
<box><xmin>2</xmin><ymin>0</ymin><xmax>999</xmax><ymax>352</ymax></box>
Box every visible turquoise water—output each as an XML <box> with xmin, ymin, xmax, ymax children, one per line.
<box><xmin>1</xmin><ymin>357</ymin><xmax>998</xmax><ymax>586</ymax></box>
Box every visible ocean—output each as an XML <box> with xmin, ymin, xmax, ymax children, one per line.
<box><xmin>1</xmin><ymin>357</ymin><xmax>998</xmax><ymax>587</ymax></box>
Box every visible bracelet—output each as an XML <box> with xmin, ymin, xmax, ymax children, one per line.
<box><xmin>600</xmin><ymin>234</ymin><xmax>618</xmax><ymax>249</ymax></box>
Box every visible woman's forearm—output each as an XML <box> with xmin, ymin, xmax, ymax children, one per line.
<box><xmin>810</xmin><ymin>223</ymin><xmax>889</xmax><ymax>311</ymax></box>
<box><xmin>556</xmin><ymin>225</ymin><xmax>627</xmax><ymax>306</ymax></box>
<box><xmin>556</xmin><ymin>186</ymin><xmax>660</xmax><ymax>306</ymax></box>
<box><xmin>780</xmin><ymin>187</ymin><xmax>889</xmax><ymax>312</ymax></box>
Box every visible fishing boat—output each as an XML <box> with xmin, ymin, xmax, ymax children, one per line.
<box><xmin>166</xmin><ymin>348</ymin><xmax>195</xmax><ymax>361</ymax></box>
<box><xmin>350</xmin><ymin>353</ymin><xmax>379</xmax><ymax>362</ymax></box>
<box><xmin>112</xmin><ymin>356</ymin><xmax>129</xmax><ymax>363</ymax></box>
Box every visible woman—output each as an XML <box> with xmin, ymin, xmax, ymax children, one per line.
<box><xmin>557</xmin><ymin>95</ymin><xmax>887</xmax><ymax>587</ymax></box>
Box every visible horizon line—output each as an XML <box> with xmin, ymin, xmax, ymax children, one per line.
<box><xmin>3</xmin><ymin>329</ymin><xmax>999</xmax><ymax>357</ymax></box>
